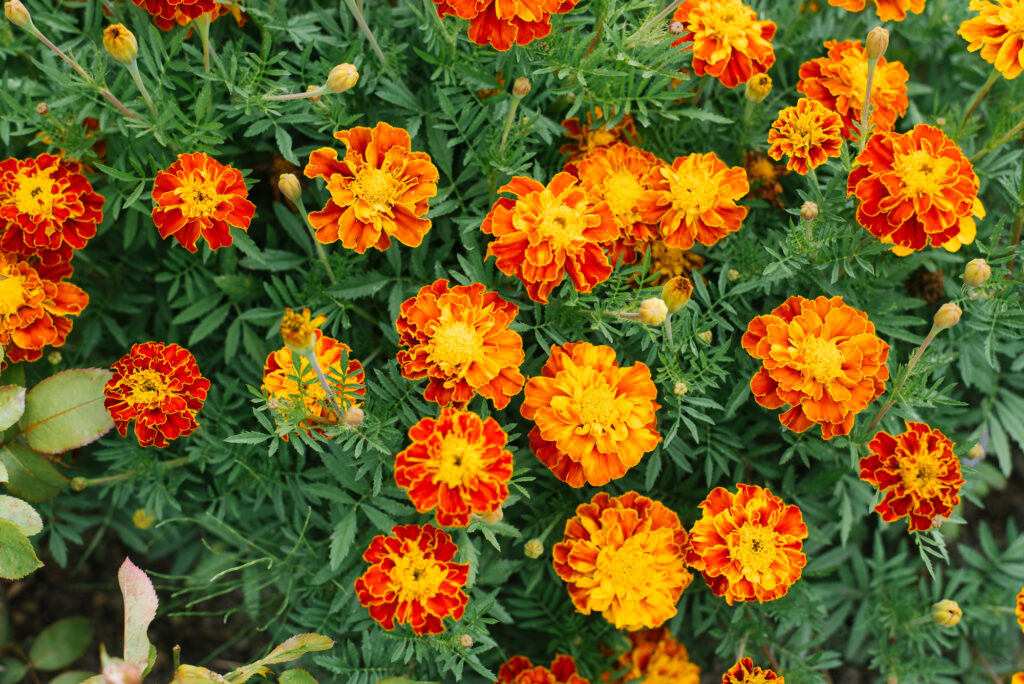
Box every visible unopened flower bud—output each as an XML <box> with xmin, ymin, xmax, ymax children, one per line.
<box><xmin>103</xmin><ymin>23</ymin><xmax>138</xmax><ymax>64</ymax></box>
<box><xmin>673</xmin><ymin>381</ymin><xmax>688</xmax><ymax>396</ymax></box>
<box><xmin>102</xmin><ymin>659</ymin><xmax>142</xmax><ymax>684</ymax></box>
<box><xmin>963</xmin><ymin>258</ymin><xmax>991</xmax><ymax>287</ymax></box>
<box><xmin>936</xmin><ymin>116</ymin><xmax>946</xmax><ymax>126</ymax></box>
<box><xmin>967</xmin><ymin>444</ymin><xmax>984</xmax><ymax>461</ymax></box>
<box><xmin>35</xmin><ymin>102</ymin><xmax>49</xmax><ymax>115</ymax></box>
<box><xmin>727</xmin><ymin>268</ymin><xmax>739</xmax><ymax>281</ymax></box>
<box><xmin>800</xmin><ymin>201</ymin><xmax>819</xmax><ymax>221</ymax></box>
<box><xmin>459</xmin><ymin>635</ymin><xmax>474</xmax><ymax>648</ymax></box>
<box><xmin>278</xmin><ymin>173</ymin><xmax>301</xmax><ymax>203</ymax></box>
<box><xmin>933</xmin><ymin>302</ymin><xmax>962</xmax><ymax>329</ymax></box>
<box><xmin>46</xmin><ymin>350</ymin><xmax>61</xmax><ymax>364</ymax></box>
<box><xmin>513</xmin><ymin>77</ymin><xmax>531</xmax><ymax>97</ymax></box>
<box><xmin>668</xmin><ymin>20</ymin><xmax>684</xmax><ymax>34</ymax></box>
<box><xmin>698</xmin><ymin>330</ymin><xmax>713</xmax><ymax>344</ymax></box>
<box><xmin>638</xmin><ymin>298</ymin><xmax>668</xmax><ymax>325</ymax></box>
<box><xmin>661</xmin><ymin>275</ymin><xmax>693</xmax><ymax>313</ymax></box>
<box><xmin>71</xmin><ymin>476</ymin><xmax>87</xmax><ymax>492</ymax></box>
<box><xmin>524</xmin><ymin>539</ymin><xmax>544</xmax><ymax>559</ymax></box>
<box><xmin>744</xmin><ymin>73</ymin><xmax>772</xmax><ymax>103</ymax></box>
<box><xmin>306</xmin><ymin>85</ymin><xmax>322</xmax><ymax>104</ymax></box>
<box><xmin>4</xmin><ymin>0</ymin><xmax>31</xmax><ymax>27</ymax></box>
<box><xmin>267</xmin><ymin>396</ymin><xmax>280</xmax><ymax>411</ymax></box>
<box><xmin>132</xmin><ymin>509</ymin><xmax>155</xmax><ymax>529</ymax></box>
<box><xmin>326</xmin><ymin>63</ymin><xmax>359</xmax><ymax>94</ymax></box>
<box><xmin>931</xmin><ymin>599</ymin><xmax>962</xmax><ymax>627</ymax></box>
<box><xmin>865</xmin><ymin>27</ymin><xmax>889</xmax><ymax>61</ymax></box>
<box><xmin>343</xmin><ymin>405</ymin><xmax>364</xmax><ymax>427</ymax></box>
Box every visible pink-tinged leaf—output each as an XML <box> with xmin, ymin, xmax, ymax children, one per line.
<box><xmin>118</xmin><ymin>557</ymin><xmax>158</xmax><ymax>672</ymax></box>
<box><xmin>261</xmin><ymin>634</ymin><xmax>334</xmax><ymax>665</ymax></box>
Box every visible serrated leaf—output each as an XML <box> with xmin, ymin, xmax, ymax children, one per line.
<box><xmin>119</xmin><ymin>558</ymin><xmax>158</xmax><ymax>671</ymax></box>
<box><xmin>29</xmin><ymin>617</ymin><xmax>93</xmax><ymax>670</ymax></box>
<box><xmin>329</xmin><ymin>511</ymin><xmax>357</xmax><ymax>571</ymax></box>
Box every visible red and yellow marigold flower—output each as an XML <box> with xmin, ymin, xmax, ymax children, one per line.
<box><xmin>104</xmin><ymin>342</ymin><xmax>210</xmax><ymax>448</ymax></box>
<box><xmin>395</xmin><ymin>407</ymin><xmax>513</xmax><ymax>527</ymax></box>
<box><xmin>827</xmin><ymin>0</ymin><xmax>924</xmax><ymax>21</ymax></box>
<box><xmin>481</xmin><ymin>173</ymin><xmax>618</xmax><ymax>304</ymax></box>
<box><xmin>395</xmin><ymin>279</ymin><xmax>525</xmax><ymax>409</ymax></box>
<box><xmin>262</xmin><ymin>331</ymin><xmax>365</xmax><ymax>431</ymax></box>
<box><xmin>742</xmin><ymin>295</ymin><xmax>890</xmax><ymax>440</ymax></box>
<box><xmin>433</xmin><ymin>0</ymin><xmax>580</xmax><ymax>51</ymax></box>
<box><xmin>521</xmin><ymin>342</ymin><xmax>660</xmax><ymax>487</ymax></box>
<box><xmin>152</xmin><ymin>1</ymin><xmax>247</xmax><ymax>31</ymax></box>
<box><xmin>722</xmin><ymin>658</ymin><xmax>784</xmax><ymax>683</ymax></box>
<box><xmin>354</xmin><ymin>523</ymin><xmax>468</xmax><ymax>635</ymax></box>
<box><xmin>1013</xmin><ymin>674</ymin><xmax>1024</xmax><ymax>684</ymax></box>
<box><xmin>151</xmin><ymin>152</ymin><xmax>255</xmax><ymax>253</ymax></box>
<box><xmin>497</xmin><ymin>655</ymin><xmax>590</xmax><ymax>684</ymax></box>
<box><xmin>561</xmin><ymin>108</ymin><xmax>640</xmax><ymax>167</ymax></box>
<box><xmin>688</xmin><ymin>484</ymin><xmax>807</xmax><ymax>605</ymax></box>
<box><xmin>1016</xmin><ymin>587</ymin><xmax>1024</xmax><ymax>633</ymax></box>
<box><xmin>0</xmin><ymin>251</ymin><xmax>88</xmax><ymax>365</ymax></box>
<box><xmin>766</xmin><ymin>99</ymin><xmax>844</xmax><ymax>175</ymax></box>
<box><xmin>0</xmin><ymin>154</ymin><xmax>104</xmax><ymax>279</ymax></box>
<box><xmin>639</xmin><ymin>152</ymin><xmax>748</xmax><ymax>251</ymax></box>
<box><xmin>959</xmin><ymin>0</ymin><xmax>1024</xmax><ymax>79</ymax></box>
<box><xmin>859</xmin><ymin>421</ymin><xmax>964</xmax><ymax>532</ymax></box>
<box><xmin>129</xmin><ymin>0</ymin><xmax>217</xmax><ymax>28</ymax></box>
<box><xmin>552</xmin><ymin>492</ymin><xmax>693</xmax><ymax>630</ymax></box>
<box><xmin>574</xmin><ymin>143</ymin><xmax>666</xmax><ymax>266</ymax></box>
<box><xmin>304</xmin><ymin>122</ymin><xmax>439</xmax><ymax>254</ymax></box>
<box><xmin>797</xmin><ymin>40</ymin><xmax>909</xmax><ymax>141</ymax></box>
<box><xmin>671</xmin><ymin>0</ymin><xmax>777</xmax><ymax>89</ymax></box>
<box><xmin>848</xmin><ymin>124</ymin><xmax>983</xmax><ymax>255</ymax></box>
<box><xmin>607</xmin><ymin>629</ymin><xmax>701</xmax><ymax>684</ymax></box>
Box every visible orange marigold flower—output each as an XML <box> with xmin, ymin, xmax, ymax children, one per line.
<box><xmin>607</xmin><ymin>629</ymin><xmax>701</xmax><ymax>684</ymax></box>
<box><xmin>744</xmin><ymin>150</ymin><xmax>789</xmax><ymax>208</ymax></box>
<box><xmin>560</xmin><ymin>107</ymin><xmax>640</xmax><ymax>167</ymax></box>
<box><xmin>395</xmin><ymin>279</ymin><xmax>525</xmax><ymax>409</ymax></box>
<box><xmin>395</xmin><ymin>407</ymin><xmax>513</xmax><ymax>527</ymax></box>
<box><xmin>497</xmin><ymin>655</ymin><xmax>591</xmax><ymax>684</ymax></box>
<box><xmin>434</xmin><ymin>0</ymin><xmax>580</xmax><ymax>51</ymax></box>
<box><xmin>481</xmin><ymin>173</ymin><xmax>617</xmax><ymax>304</ymax></box>
<box><xmin>960</xmin><ymin>1</ymin><xmax>1024</xmax><ymax>78</ymax></box>
<box><xmin>722</xmin><ymin>657</ymin><xmax>784</xmax><ymax>683</ymax></box>
<box><xmin>859</xmin><ymin>421</ymin><xmax>964</xmax><ymax>532</ymax></box>
<box><xmin>279</xmin><ymin>306</ymin><xmax>325</xmax><ymax>354</ymax></box>
<box><xmin>0</xmin><ymin>154</ymin><xmax>104</xmax><ymax>279</ymax></box>
<box><xmin>688</xmin><ymin>484</ymin><xmax>807</xmax><ymax>605</ymax></box>
<box><xmin>847</xmin><ymin>124</ymin><xmax>984</xmax><ymax>255</ymax></box>
<box><xmin>827</xmin><ymin>0</ymin><xmax>924</xmax><ymax>20</ymax></box>
<box><xmin>797</xmin><ymin>40</ymin><xmax>909</xmax><ymax>141</ymax></box>
<box><xmin>742</xmin><ymin>295</ymin><xmax>890</xmax><ymax>440</ymax></box>
<box><xmin>522</xmin><ymin>342</ymin><xmax>660</xmax><ymax>487</ymax></box>
<box><xmin>766</xmin><ymin>99</ymin><xmax>844</xmax><ymax>175</ymax></box>
<box><xmin>151</xmin><ymin>152</ymin><xmax>255</xmax><ymax>253</ymax></box>
<box><xmin>130</xmin><ymin>0</ymin><xmax>217</xmax><ymax>30</ymax></box>
<box><xmin>552</xmin><ymin>491</ymin><xmax>693</xmax><ymax>630</ymax></box>
<box><xmin>354</xmin><ymin>523</ymin><xmax>468</xmax><ymax>635</ymax></box>
<box><xmin>262</xmin><ymin>331</ymin><xmax>365</xmax><ymax>431</ymax></box>
<box><xmin>104</xmin><ymin>341</ymin><xmax>210</xmax><ymax>448</ymax></box>
<box><xmin>671</xmin><ymin>0</ymin><xmax>777</xmax><ymax>89</ymax></box>
<box><xmin>575</xmin><ymin>143</ymin><xmax>666</xmax><ymax>266</ymax></box>
<box><xmin>1016</xmin><ymin>587</ymin><xmax>1024</xmax><ymax>633</ymax></box>
<box><xmin>1014</xmin><ymin>674</ymin><xmax>1024</xmax><ymax>684</ymax></box>
<box><xmin>639</xmin><ymin>152</ymin><xmax>748</xmax><ymax>251</ymax></box>
<box><xmin>153</xmin><ymin>1</ymin><xmax>247</xmax><ymax>31</ymax></box>
<box><xmin>304</xmin><ymin>122</ymin><xmax>439</xmax><ymax>254</ymax></box>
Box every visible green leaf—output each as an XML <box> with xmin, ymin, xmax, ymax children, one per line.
<box><xmin>49</xmin><ymin>671</ymin><xmax>95</xmax><ymax>684</ymax></box>
<box><xmin>329</xmin><ymin>511</ymin><xmax>357</xmax><ymax>571</ymax></box>
<box><xmin>118</xmin><ymin>558</ymin><xmax>158</xmax><ymax>671</ymax></box>
<box><xmin>0</xmin><ymin>460</ymin><xmax>7</xmax><ymax>484</ymax></box>
<box><xmin>0</xmin><ymin>658</ymin><xmax>29</xmax><ymax>683</ymax></box>
<box><xmin>0</xmin><ymin>495</ymin><xmax>42</xmax><ymax>536</ymax></box>
<box><xmin>19</xmin><ymin>369</ymin><xmax>115</xmax><ymax>454</ymax></box>
<box><xmin>278</xmin><ymin>670</ymin><xmax>318</xmax><ymax>684</ymax></box>
<box><xmin>0</xmin><ymin>520</ymin><xmax>42</xmax><ymax>580</ymax></box>
<box><xmin>29</xmin><ymin>617</ymin><xmax>93</xmax><ymax>670</ymax></box>
<box><xmin>261</xmin><ymin>634</ymin><xmax>334</xmax><ymax>664</ymax></box>
<box><xmin>0</xmin><ymin>444</ymin><xmax>67</xmax><ymax>503</ymax></box>
<box><xmin>0</xmin><ymin>386</ymin><xmax>25</xmax><ymax>431</ymax></box>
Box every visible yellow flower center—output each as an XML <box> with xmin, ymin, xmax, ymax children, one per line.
<box><xmin>351</xmin><ymin>167</ymin><xmax>400</xmax><ymax>209</ymax></box>
<box><xmin>391</xmin><ymin>550</ymin><xmax>447</xmax><ymax>602</ymax></box>
<box><xmin>122</xmin><ymin>369</ymin><xmax>172</xmax><ymax>407</ymax></box>
<box><xmin>698</xmin><ymin>0</ymin><xmax>751</xmax><ymax>40</ymax></box>
<box><xmin>800</xmin><ymin>336</ymin><xmax>844</xmax><ymax>384</ymax></box>
<box><xmin>596</xmin><ymin>542</ymin><xmax>656</xmax><ymax>595</ymax></box>
<box><xmin>429</xmin><ymin>320</ymin><xmax>483</xmax><ymax>369</ymax></box>
<box><xmin>749</xmin><ymin>157</ymin><xmax>777</xmax><ymax>182</ymax></box>
<box><xmin>899</xmin><ymin>444</ymin><xmax>944</xmax><ymax>496</ymax></box>
<box><xmin>0</xmin><ymin>275</ymin><xmax>27</xmax><ymax>316</ymax></box>
<box><xmin>578</xmin><ymin>384</ymin><xmax>620</xmax><ymax>427</ymax></box>
<box><xmin>667</xmin><ymin>169</ymin><xmax>717</xmax><ymax>216</ymax></box>
<box><xmin>1002</xmin><ymin>3</ymin><xmax>1024</xmax><ymax>35</ymax></box>
<box><xmin>12</xmin><ymin>168</ymin><xmax>58</xmax><ymax>218</ymax></box>
<box><xmin>434</xmin><ymin>434</ymin><xmax>483</xmax><ymax>487</ymax></box>
<box><xmin>536</xmin><ymin>204</ymin><xmax>585</xmax><ymax>249</ymax></box>
<box><xmin>603</xmin><ymin>169</ymin><xmax>644</xmax><ymax>219</ymax></box>
<box><xmin>893</xmin><ymin>150</ymin><xmax>953</xmax><ymax>198</ymax></box>
<box><xmin>587</xmin><ymin>128</ymin><xmax>617</xmax><ymax>149</ymax></box>
<box><xmin>728</xmin><ymin>523</ymin><xmax>779</xmax><ymax>576</ymax></box>
<box><xmin>177</xmin><ymin>177</ymin><xmax>224</xmax><ymax>218</ymax></box>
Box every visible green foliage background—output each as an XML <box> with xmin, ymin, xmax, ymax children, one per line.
<box><xmin>2</xmin><ymin>0</ymin><xmax>1024</xmax><ymax>681</ymax></box>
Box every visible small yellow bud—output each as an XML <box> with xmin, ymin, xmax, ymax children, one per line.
<box><xmin>459</xmin><ymin>635</ymin><xmax>474</xmax><ymax>649</ymax></box>
<box><xmin>865</xmin><ymin>27</ymin><xmax>889</xmax><ymax>61</ymax></box>
<box><xmin>132</xmin><ymin>509</ymin><xmax>156</xmax><ymax>529</ymax></box>
<box><xmin>698</xmin><ymin>330</ymin><xmax>713</xmax><ymax>344</ymax></box>
<box><xmin>280</xmin><ymin>307</ymin><xmax>324</xmax><ymax>354</ymax></box>
<box><xmin>744</xmin><ymin>73</ymin><xmax>772</xmax><ymax>103</ymax></box>
<box><xmin>512</xmin><ymin>77</ymin><xmax>531</xmax><ymax>97</ymax></box>
<box><xmin>661</xmin><ymin>275</ymin><xmax>693</xmax><ymax>313</ymax></box>
<box><xmin>35</xmin><ymin>102</ymin><xmax>49</xmax><ymax>116</ymax></box>
<box><xmin>967</xmin><ymin>444</ymin><xmax>984</xmax><ymax>461</ymax></box>
<box><xmin>46</xmin><ymin>350</ymin><xmax>61</xmax><ymax>364</ymax></box>
<box><xmin>343</xmin><ymin>405</ymin><xmax>364</xmax><ymax>427</ymax></box>
<box><xmin>524</xmin><ymin>539</ymin><xmax>544</xmax><ymax>559</ymax></box>
<box><xmin>933</xmin><ymin>302</ymin><xmax>962</xmax><ymax>330</ymax></box>
<box><xmin>479</xmin><ymin>508</ymin><xmax>503</xmax><ymax>524</ymax></box>
<box><xmin>727</xmin><ymin>268</ymin><xmax>740</xmax><ymax>281</ymax></box>
<box><xmin>326</xmin><ymin>63</ymin><xmax>359</xmax><ymax>94</ymax></box>
<box><xmin>4</xmin><ymin>0</ymin><xmax>31</xmax><ymax>27</ymax></box>
<box><xmin>638</xmin><ymin>297</ymin><xmax>668</xmax><ymax>325</ymax></box>
<box><xmin>963</xmin><ymin>258</ymin><xmax>991</xmax><ymax>287</ymax></box>
<box><xmin>930</xmin><ymin>599</ymin><xmax>962</xmax><ymax>627</ymax></box>
<box><xmin>936</xmin><ymin>116</ymin><xmax>946</xmax><ymax>127</ymax></box>
<box><xmin>306</xmin><ymin>85</ymin><xmax>322</xmax><ymax>104</ymax></box>
<box><xmin>673</xmin><ymin>381</ymin><xmax>688</xmax><ymax>396</ymax></box>
<box><xmin>278</xmin><ymin>173</ymin><xmax>301</xmax><ymax>203</ymax></box>
<box><xmin>668</xmin><ymin>20</ymin><xmax>684</xmax><ymax>35</ymax></box>
<box><xmin>71</xmin><ymin>476</ymin><xmax>87</xmax><ymax>492</ymax></box>
<box><xmin>800</xmin><ymin>201</ymin><xmax>819</xmax><ymax>222</ymax></box>
<box><xmin>103</xmin><ymin>23</ymin><xmax>138</xmax><ymax>65</ymax></box>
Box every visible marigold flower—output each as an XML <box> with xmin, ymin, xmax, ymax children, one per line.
<box><xmin>647</xmin><ymin>241</ymin><xmax>705</xmax><ymax>286</ymax></box>
<box><xmin>960</xmin><ymin>1</ymin><xmax>1024</xmax><ymax>78</ymax></box>
<box><xmin>0</xmin><ymin>154</ymin><xmax>104</xmax><ymax>278</ymax></box>
<box><xmin>433</xmin><ymin>0</ymin><xmax>579</xmax><ymax>51</ymax></box>
<box><xmin>553</xmin><ymin>492</ymin><xmax>692</xmax><ymax>630</ymax></box>
<box><xmin>767</xmin><ymin>99</ymin><xmax>843</xmax><ymax>175</ymax></box>
<box><xmin>104</xmin><ymin>342</ymin><xmax>210</xmax><ymax>448</ymax></box>
<box><xmin>152</xmin><ymin>2</ymin><xmax>247</xmax><ymax>31</ymax></box>
<box><xmin>522</xmin><ymin>342</ymin><xmax>660</xmax><ymax>487</ymax></box>
<box><xmin>859</xmin><ymin>421</ymin><xmax>964</xmax><ymax>532</ymax></box>
<box><xmin>828</xmin><ymin>0</ymin><xmax>924</xmax><ymax>20</ymax></box>
<box><xmin>304</xmin><ymin>122</ymin><xmax>439</xmax><ymax>254</ymax></box>
<box><xmin>1013</xmin><ymin>674</ymin><xmax>1024</xmax><ymax>684</ymax></box>
<box><xmin>797</xmin><ymin>40</ymin><xmax>909</xmax><ymax>141</ymax></box>
<box><xmin>262</xmin><ymin>331</ymin><xmax>365</xmax><ymax>431</ymax></box>
<box><xmin>743</xmin><ymin>295</ymin><xmax>889</xmax><ymax>439</ymax></box>
<box><xmin>354</xmin><ymin>523</ymin><xmax>468</xmax><ymax>635</ymax></box>
<box><xmin>639</xmin><ymin>152</ymin><xmax>748</xmax><ymax>251</ymax></box>
<box><xmin>497</xmin><ymin>655</ymin><xmax>590</xmax><ymax>684</ymax></box>
<box><xmin>481</xmin><ymin>173</ymin><xmax>618</xmax><ymax>304</ymax></box>
<box><xmin>722</xmin><ymin>658</ymin><xmax>783</xmax><ymax>683</ymax></box>
<box><xmin>279</xmin><ymin>307</ymin><xmax>325</xmax><ymax>354</ymax></box>
<box><xmin>151</xmin><ymin>152</ymin><xmax>255</xmax><ymax>253</ymax></box>
<box><xmin>103</xmin><ymin>24</ymin><xmax>138</xmax><ymax>64</ymax></box>
<box><xmin>608</xmin><ymin>629</ymin><xmax>701</xmax><ymax>684</ymax></box>
<box><xmin>743</xmin><ymin>150</ymin><xmax>788</xmax><ymax>208</ymax></box>
<box><xmin>574</xmin><ymin>143</ymin><xmax>665</xmax><ymax>266</ymax></box>
<box><xmin>847</xmin><ymin>124</ymin><xmax>983</xmax><ymax>254</ymax></box>
<box><xmin>396</xmin><ymin>279</ymin><xmax>525</xmax><ymax>409</ymax></box>
<box><xmin>671</xmin><ymin>0</ymin><xmax>777</xmax><ymax>89</ymax></box>
<box><xmin>561</xmin><ymin>108</ymin><xmax>640</xmax><ymax>167</ymax></box>
<box><xmin>0</xmin><ymin>252</ymin><xmax>88</xmax><ymax>365</ymax></box>
<box><xmin>1016</xmin><ymin>587</ymin><xmax>1024</xmax><ymax>632</ymax></box>
<box><xmin>395</xmin><ymin>407</ymin><xmax>513</xmax><ymax>527</ymax></box>
<box><xmin>130</xmin><ymin>0</ymin><xmax>217</xmax><ymax>28</ymax></box>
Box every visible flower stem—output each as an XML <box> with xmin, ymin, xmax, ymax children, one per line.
<box><xmin>83</xmin><ymin>455</ymin><xmax>192</xmax><ymax>487</ymax></box>
<box><xmin>195</xmin><ymin>12</ymin><xmax>213</xmax><ymax>73</ymax></box>
<box><xmin>126</xmin><ymin>60</ymin><xmax>157</xmax><ymax>118</ymax></box>
<box><xmin>263</xmin><ymin>85</ymin><xmax>328</xmax><ymax>101</ymax></box>
<box><xmin>498</xmin><ymin>94</ymin><xmax>524</xmax><ymax>155</ymax></box>
<box><xmin>857</xmin><ymin>58</ymin><xmax>878</xmax><ymax>155</ymax></box>
<box><xmin>30</xmin><ymin>28</ymin><xmax>89</xmax><ymax>80</ymax></box>
<box><xmin>969</xmin><ymin>114</ymin><xmax>1024</xmax><ymax>163</ymax></box>
<box><xmin>344</xmin><ymin>0</ymin><xmax>391</xmax><ymax>75</ymax></box>
<box><xmin>295</xmin><ymin>196</ymin><xmax>337</xmax><ymax>284</ymax></box>
<box><xmin>961</xmin><ymin>67</ymin><xmax>1000</xmax><ymax>131</ymax></box>
<box><xmin>99</xmin><ymin>88</ymin><xmax>141</xmax><ymax>120</ymax></box>
<box><xmin>864</xmin><ymin>325</ymin><xmax>940</xmax><ymax>436</ymax></box>
<box><xmin>300</xmin><ymin>349</ymin><xmax>345</xmax><ymax>422</ymax></box>
<box><xmin>664</xmin><ymin>313</ymin><xmax>674</xmax><ymax>348</ymax></box>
